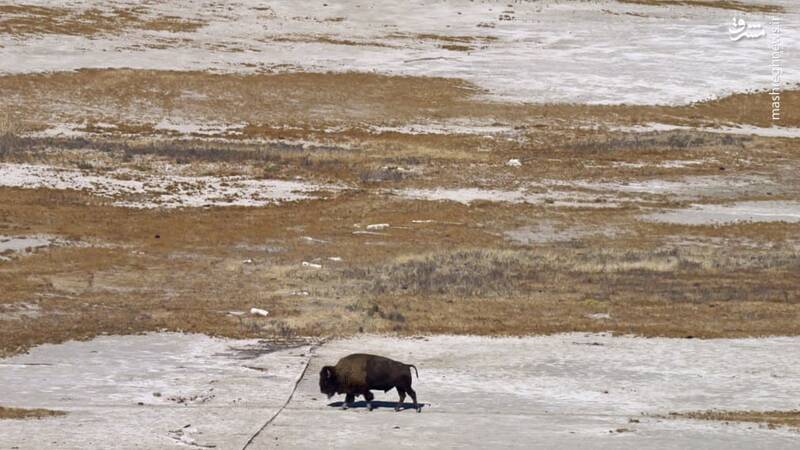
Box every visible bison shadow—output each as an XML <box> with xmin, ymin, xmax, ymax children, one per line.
<box><xmin>327</xmin><ymin>400</ymin><xmax>425</xmax><ymax>411</ymax></box>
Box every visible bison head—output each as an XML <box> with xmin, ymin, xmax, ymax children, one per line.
<box><xmin>319</xmin><ymin>365</ymin><xmax>338</xmax><ymax>398</ymax></box>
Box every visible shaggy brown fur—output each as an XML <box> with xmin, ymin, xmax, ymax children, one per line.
<box><xmin>319</xmin><ymin>353</ymin><xmax>420</xmax><ymax>412</ymax></box>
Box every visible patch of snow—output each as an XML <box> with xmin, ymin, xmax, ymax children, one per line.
<box><xmin>0</xmin><ymin>333</ymin><xmax>312</xmax><ymax>450</ymax></box>
<box><xmin>153</xmin><ymin>119</ymin><xmax>246</xmax><ymax>136</ymax></box>
<box><xmin>249</xmin><ymin>307</ymin><xmax>269</xmax><ymax>317</ymax></box>
<box><xmin>253</xmin><ymin>333</ymin><xmax>800</xmax><ymax>449</ymax></box>
<box><xmin>0</xmin><ymin>302</ymin><xmax>42</xmax><ymax>321</ymax></box>
<box><xmin>505</xmin><ymin>222</ymin><xmax>617</xmax><ymax>244</ymax></box>
<box><xmin>0</xmin><ymin>235</ymin><xmax>70</xmax><ymax>261</ymax></box>
<box><xmin>28</xmin><ymin>123</ymin><xmax>87</xmax><ymax>138</ymax></box>
<box><xmin>586</xmin><ymin>312</ymin><xmax>612</xmax><ymax>320</ymax></box>
<box><xmin>301</xmin><ymin>236</ymin><xmax>329</xmax><ymax>244</ymax></box>
<box><xmin>0</xmin><ymin>235</ymin><xmax>53</xmax><ymax>256</ymax></box>
<box><xmin>569</xmin><ymin>175</ymin><xmax>777</xmax><ymax>199</ymax></box>
<box><xmin>1</xmin><ymin>0</ymin><xmax>798</xmax><ymax>104</ymax></box>
<box><xmin>616</xmin><ymin>123</ymin><xmax>800</xmax><ymax>138</ymax></box>
<box><xmin>610</xmin><ymin>159</ymin><xmax>711</xmax><ymax>169</ymax></box>
<box><xmin>395</xmin><ymin>187</ymin><xmax>622</xmax><ymax>208</ymax></box>
<box><xmin>643</xmin><ymin>201</ymin><xmax>800</xmax><ymax>225</ymax></box>
<box><xmin>0</xmin><ymin>163</ymin><xmax>340</xmax><ymax>209</ymax></box>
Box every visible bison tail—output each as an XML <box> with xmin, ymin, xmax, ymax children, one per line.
<box><xmin>408</xmin><ymin>364</ymin><xmax>419</xmax><ymax>379</ymax></box>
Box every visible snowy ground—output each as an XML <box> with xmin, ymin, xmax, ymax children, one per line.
<box><xmin>0</xmin><ymin>163</ymin><xmax>340</xmax><ymax>208</ymax></box>
<box><xmin>0</xmin><ymin>334</ymin><xmax>313</xmax><ymax>449</ymax></box>
<box><xmin>0</xmin><ymin>235</ymin><xmax>61</xmax><ymax>260</ymax></box>
<box><xmin>2</xmin><ymin>333</ymin><xmax>800</xmax><ymax>449</ymax></box>
<box><xmin>644</xmin><ymin>200</ymin><xmax>800</xmax><ymax>224</ymax></box>
<box><xmin>1</xmin><ymin>0</ymin><xmax>796</xmax><ymax>104</ymax></box>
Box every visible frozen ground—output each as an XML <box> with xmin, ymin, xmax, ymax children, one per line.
<box><xmin>2</xmin><ymin>333</ymin><xmax>800</xmax><ymax>449</ymax></box>
<box><xmin>394</xmin><ymin>186</ymin><xmax>625</xmax><ymax>208</ymax></box>
<box><xmin>0</xmin><ymin>334</ymin><xmax>313</xmax><ymax>449</ymax></box>
<box><xmin>0</xmin><ymin>163</ymin><xmax>340</xmax><ymax>208</ymax></box>
<box><xmin>1</xmin><ymin>0</ymin><xmax>796</xmax><ymax>104</ymax></box>
<box><xmin>0</xmin><ymin>235</ymin><xmax>63</xmax><ymax>260</ymax></box>
<box><xmin>614</xmin><ymin>124</ymin><xmax>800</xmax><ymax>138</ymax></box>
<box><xmin>392</xmin><ymin>174</ymin><xmax>781</xmax><ymax>209</ymax></box>
<box><xmin>643</xmin><ymin>200</ymin><xmax>800</xmax><ymax>224</ymax></box>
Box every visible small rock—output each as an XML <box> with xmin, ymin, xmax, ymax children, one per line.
<box><xmin>366</xmin><ymin>223</ymin><xmax>390</xmax><ymax>231</ymax></box>
<box><xmin>506</xmin><ymin>158</ymin><xmax>522</xmax><ymax>167</ymax></box>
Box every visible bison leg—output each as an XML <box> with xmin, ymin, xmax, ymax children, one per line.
<box><xmin>364</xmin><ymin>391</ymin><xmax>375</xmax><ymax>411</ymax></box>
<box><xmin>406</xmin><ymin>387</ymin><xmax>420</xmax><ymax>413</ymax></box>
<box><xmin>343</xmin><ymin>393</ymin><xmax>355</xmax><ymax>410</ymax></box>
<box><xmin>395</xmin><ymin>388</ymin><xmax>406</xmax><ymax>412</ymax></box>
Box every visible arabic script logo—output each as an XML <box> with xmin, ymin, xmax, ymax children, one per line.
<box><xmin>729</xmin><ymin>16</ymin><xmax>765</xmax><ymax>41</ymax></box>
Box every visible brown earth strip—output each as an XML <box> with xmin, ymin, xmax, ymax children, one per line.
<box><xmin>0</xmin><ymin>406</ymin><xmax>66</xmax><ymax>420</ymax></box>
<box><xmin>667</xmin><ymin>410</ymin><xmax>800</xmax><ymax>430</ymax></box>
<box><xmin>0</xmin><ymin>5</ymin><xmax>205</xmax><ymax>37</ymax></box>
<box><xmin>1</xmin><ymin>70</ymin><xmax>796</xmax><ymax>134</ymax></box>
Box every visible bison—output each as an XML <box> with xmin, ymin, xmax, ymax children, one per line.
<box><xmin>319</xmin><ymin>353</ymin><xmax>420</xmax><ymax>412</ymax></box>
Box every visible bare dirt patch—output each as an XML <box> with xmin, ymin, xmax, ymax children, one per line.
<box><xmin>0</xmin><ymin>406</ymin><xmax>65</xmax><ymax>420</ymax></box>
<box><xmin>668</xmin><ymin>410</ymin><xmax>800</xmax><ymax>431</ymax></box>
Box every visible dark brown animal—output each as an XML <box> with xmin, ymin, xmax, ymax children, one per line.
<box><xmin>319</xmin><ymin>353</ymin><xmax>420</xmax><ymax>412</ymax></box>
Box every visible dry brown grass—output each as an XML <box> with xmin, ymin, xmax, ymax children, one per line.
<box><xmin>268</xmin><ymin>34</ymin><xmax>397</xmax><ymax>48</ymax></box>
<box><xmin>1</xmin><ymin>68</ymin><xmax>799</xmax><ymax>357</ymax></box>
<box><xmin>0</xmin><ymin>5</ymin><xmax>205</xmax><ymax>37</ymax></box>
<box><xmin>388</xmin><ymin>33</ymin><xmax>498</xmax><ymax>44</ymax></box>
<box><xmin>1</xmin><ymin>69</ymin><xmax>795</xmax><ymax>139</ymax></box>
<box><xmin>1</xmin><ymin>174</ymin><xmax>799</xmax><ymax>357</ymax></box>
<box><xmin>668</xmin><ymin>410</ymin><xmax>800</xmax><ymax>430</ymax></box>
<box><xmin>617</xmin><ymin>0</ymin><xmax>784</xmax><ymax>13</ymax></box>
<box><xmin>680</xmin><ymin>90</ymin><xmax>799</xmax><ymax>128</ymax></box>
<box><xmin>0</xmin><ymin>406</ymin><xmax>66</xmax><ymax>420</ymax></box>
<box><xmin>0</xmin><ymin>69</ymin><xmax>477</xmax><ymax>128</ymax></box>
<box><xmin>0</xmin><ymin>111</ymin><xmax>23</xmax><ymax>135</ymax></box>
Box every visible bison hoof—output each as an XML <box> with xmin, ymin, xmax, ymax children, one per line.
<box><xmin>341</xmin><ymin>404</ymin><xmax>349</xmax><ymax>410</ymax></box>
<box><xmin>367</xmin><ymin>402</ymin><xmax>373</xmax><ymax>411</ymax></box>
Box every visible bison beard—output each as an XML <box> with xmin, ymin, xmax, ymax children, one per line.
<box><xmin>319</xmin><ymin>353</ymin><xmax>420</xmax><ymax>412</ymax></box>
